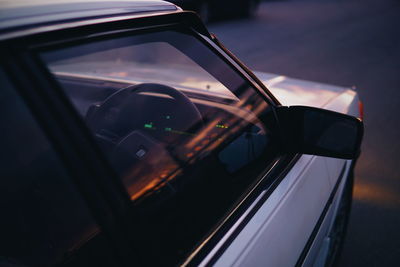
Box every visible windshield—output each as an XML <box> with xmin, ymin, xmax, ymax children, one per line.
<box><xmin>42</xmin><ymin>27</ymin><xmax>278</xmax><ymax>266</ymax></box>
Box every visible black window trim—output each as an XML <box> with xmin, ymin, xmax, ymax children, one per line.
<box><xmin>201</xmin><ymin>31</ymin><xmax>282</xmax><ymax>106</ymax></box>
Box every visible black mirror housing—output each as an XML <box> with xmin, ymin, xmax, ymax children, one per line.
<box><xmin>276</xmin><ymin>106</ymin><xmax>364</xmax><ymax>159</ymax></box>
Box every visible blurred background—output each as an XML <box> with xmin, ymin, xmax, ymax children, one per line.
<box><xmin>168</xmin><ymin>0</ymin><xmax>400</xmax><ymax>266</ymax></box>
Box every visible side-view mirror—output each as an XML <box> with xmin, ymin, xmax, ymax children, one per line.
<box><xmin>276</xmin><ymin>106</ymin><xmax>363</xmax><ymax>159</ymax></box>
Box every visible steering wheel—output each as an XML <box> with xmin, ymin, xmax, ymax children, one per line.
<box><xmin>86</xmin><ymin>83</ymin><xmax>203</xmax><ymax>144</ymax></box>
<box><xmin>86</xmin><ymin>83</ymin><xmax>203</xmax><ymax>181</ymax></box>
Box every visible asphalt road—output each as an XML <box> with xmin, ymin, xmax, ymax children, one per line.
<box><xmin>209</xmin><ymin>0</ymin><xmax>400</xmax><ymax>266</ymax></box>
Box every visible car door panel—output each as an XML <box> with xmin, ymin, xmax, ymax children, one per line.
<box><xmin>301</xmin><ymin>160</ymin><xmax>351</xmax><ymax>267</ymax></box>
<box><xmin>324</xmin><ymin>157</ymin><xmax>346</xmax><ymax>188</ymax></box>
<box><xmin>214</xmin><ymin>155</ymin><xmax>331</xmax><ymax>267</ymax></box>
<box><xmin>301</xmin><ymin>196</ymin><xmax>336</xmax><ymax>267</ymax></box>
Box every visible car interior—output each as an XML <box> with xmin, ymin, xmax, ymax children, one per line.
<box><xmin>41</xmin><ymin>29</ymin><xmax>280</xmax><ymax>265</ymax></box>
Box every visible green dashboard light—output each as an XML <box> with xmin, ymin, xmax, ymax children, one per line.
<box><xmin>144</xmin><ymin>123</ymin><xmax>153</xmax><ymax>129</ymax></box>
<box><xmin>216</xmin><ymin>124</ymin><xmax>229</xmax><ymax>129</ymax></box>
<box><xmin>165</xmin><ymin>127</ymin><xmax>172</xmax><ymax>131</ymax></box>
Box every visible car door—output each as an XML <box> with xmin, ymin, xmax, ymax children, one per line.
<box><xmin>27</xmin><ymin>18</ymin><xmax>299</xmax><ymax>265</ymax></box>
<box><xmin>8</xmin><ymin>12</ymin><xmax>358</xmax><ymax>266</ymax></box>
<box><xmin>204</xmin><ymin>155</ymin><xmax>337</xmax><ymax>267</ymax></box>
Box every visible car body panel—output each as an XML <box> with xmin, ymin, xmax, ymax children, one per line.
<box><xmin>0</xmin><ymin>0</ymin><xmax>178</xmax><ymax>31</ymax></box>
<box><xmin>211</xmin><ymin>155</ymin><xmax>333</xmax><ymax>267</ymax></box>
<box><xmin>301</xmin><ymin>161</ymin><xmax>350</xmax><ymax>267</ymax></box>
<box><xmin>0</xmin><ymin>0</ymin><xmax>183</xmax><ymax>41</ymax></box>
<box><xmin>254</xmin><ymin>71</ymin><xmax>356</xmax><ymax>112</ymax></box>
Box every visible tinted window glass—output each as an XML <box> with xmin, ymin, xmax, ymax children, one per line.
<box><xmin>42</xmin><ymin>29</ymin><xmax>279</xmax><ymax>265</ymax></box>
<box><xmin>0</xmin><ymin>69</ymin><xmax>114</xmax><ymax>267</ymax></box>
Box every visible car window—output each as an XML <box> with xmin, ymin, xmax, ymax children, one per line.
<box><xmin>41</xmin><ymin>28</ymin><xmax>279</xmax><ymax>265</ymax></box>
<box><xmin>0</xmin><ymin>69</ymin><xmax>116</xmax><ymax>267</ymax></box>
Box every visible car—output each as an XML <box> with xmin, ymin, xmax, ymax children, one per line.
<box><xmin>0</xmin><ymin>0</ymin><xmax>363</xmax><ymax>266</ymax></box>
<box><xmin>166</xmin><ymin>0</ymin><xmax>260</xmax><ymax>22</ymax></box>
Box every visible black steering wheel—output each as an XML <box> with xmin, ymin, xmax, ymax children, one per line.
<box><xmin>86</xmin><ymin>83</ymin><xmax>203</xmax><ymax>180</ymax></box>
<box><xmin>86</xmin><ymin>83</ymin><xmax>203</xmax><ymax>144</ymax></box>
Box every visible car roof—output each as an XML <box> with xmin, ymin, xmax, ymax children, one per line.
<box><xmin>0</xmin><ymin>0</ymin><xmax>179</xmax><ymax>37</ymax></box>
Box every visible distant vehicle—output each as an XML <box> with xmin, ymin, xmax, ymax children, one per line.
<box><xmin>0</xmin><ymin>0</ymin><xmax>363</xmax><ymax>266</ymax></box>
<box><xmin>166</xmin><ymin>0</ymin><xmax>260</xmax><ymax>22</ymax></box>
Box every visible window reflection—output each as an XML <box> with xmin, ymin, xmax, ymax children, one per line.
<box><xmin>42</xmin><ymin>29</ymin><xmax>277</xmax><ymax>266</ymax></box>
